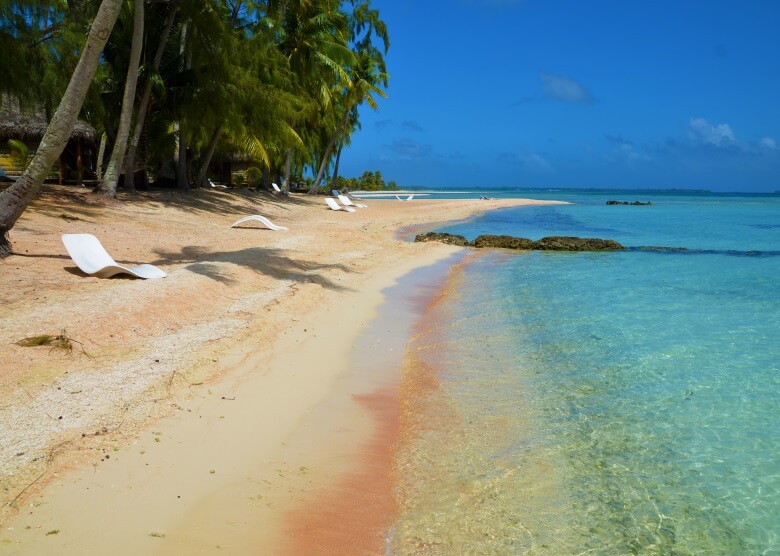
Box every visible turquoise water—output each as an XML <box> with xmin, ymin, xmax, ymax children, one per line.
<box><xmin>391</xmin><ymin>192</ymin><xmax>780</xmax><ymax>554</ymax></box>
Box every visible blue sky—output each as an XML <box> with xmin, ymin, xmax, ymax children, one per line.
<box><xmin>339</xmin><ymin>0</ymin><xmax>780</xmax><ymax>192</ymax></box>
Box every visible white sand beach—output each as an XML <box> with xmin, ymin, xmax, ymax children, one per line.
<box><xmin>0</xmin><ymin>187</ymin><xmax>558</xmax><ymax>553</ymax></box>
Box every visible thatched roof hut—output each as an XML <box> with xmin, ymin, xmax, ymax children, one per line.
<box><xmin>0</xmin><ymin>97</ymin><xmax>99</xmax><ymax>182</ymax></box>
<box><xmin>0</xmin><ymin>98</ymin><xmax>98</xmax><ymax>144</ymax></box>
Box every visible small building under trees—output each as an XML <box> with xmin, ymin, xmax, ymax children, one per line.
<box><xmin>0</xmin><ymin>99</ymin><xmax>99</xmax><ymax>184</ymax></box>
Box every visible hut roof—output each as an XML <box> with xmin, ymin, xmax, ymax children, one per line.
<box><xmin>0</xmin><ymin>97</ymin><xmax>98</xmax><ymax>144</ymax></box>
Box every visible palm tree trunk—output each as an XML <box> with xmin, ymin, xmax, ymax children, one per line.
<box><xmin>309</xmin><ymin>108</ymin><xmax>351</xmax><ymax>194</ymax></box>
<box><xmin>95</xmin><ymin>133</ymin><xmax>106</xmax><ymax>181</ymax></box>
<box><xmin>282</xmin><ymin>148</ymin><xmax>293</xmax><ymax>193</ymax></box>
<box><xmin>125</xmin><ymin>3</ymin><xmax>179</xmax><ymax>192</ymax></box>
<box><xmin>177</xmin><ymin>23</ymin><xmax>191</xmax><ymax>191</ymax></box>
<box><xmin>332</xmin><ymin>143</ymin><xmax>342</xmax><ymax>189</ymax></box>
<box><xmin>0</xmin><ymin>0</ymin><xmax>123</xmax><ymax>258</ymax></box>
<box><xmin>101</xmin><ymin>0</ymin><xmax>144</xmax><ymax>197</ymax></box>
<box><xmin>194</xmin><ymin>125</ymin><xmax>222</xmax><ymax>188</ymax></box>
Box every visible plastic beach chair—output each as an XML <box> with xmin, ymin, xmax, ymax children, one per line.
<box><xmin>62</xmin><ymin>234</ymin><xmax>167</xmax><ymax>279</ymax></box>
<box><xmin>230</xmin><ymin>215</ymin><xmax>288</xmax><ymax>231</ymax></box>
<box><xmin>325</xmin><ymin>197</ymin><xmax>356</xmax><ymax>212</ymax></box>
<box><xmin>394</xmin><ymin>194</ymin><xmax>415</xmax><ymax>201</ymax></box>
<box><xmin>338</xmin><ymin>194</ymin><xmax>367</xmax><ymax>208</ymax></box>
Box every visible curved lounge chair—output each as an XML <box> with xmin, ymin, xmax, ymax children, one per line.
<box><xmin>394</xmin><ymin>194</ymin><xmax>415</xmax><ymax>201</ymax></box>
<box><xmin>230</xmin><ymin>215</ymin><xmax>288</xmax><ymax>231</ymax></box>
<box><xmin>271</xmin><ymin>182</ymin><xmax>288</xmax><ymax>195</ymax></box>
<box><xmin>325</xmin><ymin>197</ymin><xmax>356</xmax><ymax>212</ymax></box>
<box><xmin>338</xmin><ymin>194</ymin><xmax>367</xmax><ymax>208</ymax></box>
<box><xmin>62</xmin><ymin>234</ymin><xmax>166</xmax><ymax>279</ymax></box>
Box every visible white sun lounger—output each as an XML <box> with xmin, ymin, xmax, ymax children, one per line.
<box><xmin>338</xmin><ymin>194</ymin><xmax>367</xmax><ymax>208</ymax></box>
<box><xmin>394</xmin><ymin>194</ymin><xmax>415</xmax><ymax>201</ymax></box>
<box><xmin>271</xmin><ymin>182</ymin><xmax>286</xmax><ymax>194</ymax></box>
<box><xmin>325</xmin><ymin>197</ymin><xmax>356</xmax><ymax>212</ymax></box>
<box><xmin>230</xmin><ymin>215</ymin><xmax>288</xmax><ymax>231</ymax></box>
<box><xmin>62</xmin><ymin>234</ymin><xmax>166</xmax><ymax>279</ymax></box>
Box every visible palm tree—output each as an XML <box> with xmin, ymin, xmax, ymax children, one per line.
<box><xmin>0</xmin><ymin>0</ymin><xmax>124</xmax><ymax>257</ymax></box>
<box><xmin>272</xmin><ymin>0</ymin><xmax>354</xmax><ymax>192</ymax></box>
<box><xmin>100</xmin><ymin>0</ymin><xmax>144</xmax><ymax>196</ymax></box>
<box><xmin>309</xmin><ymin>44</ymin><xmax>387</xmax><ymax>193</ymax></box>
<box><xmin>123</xmin><ymin>2</ymin><xmax>180</xmax><ymax>193</ymax></box>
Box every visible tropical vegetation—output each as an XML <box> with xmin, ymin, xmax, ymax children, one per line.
<box><xmin>0</xmin><ymin>0</ymin><xmax>391</xmax><ymax>257</ymax></box>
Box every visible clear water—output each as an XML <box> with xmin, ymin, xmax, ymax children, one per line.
<box><xmin>391</xmin><ymin>192</ymin><xmax>780</xmax><ymax>554</ymax></box>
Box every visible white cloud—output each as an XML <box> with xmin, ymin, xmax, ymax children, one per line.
<box><xmin>616</xmin><ymin>143</ymin><xmax>650</xmax><ymax>163</ymax></box>
<box><xmin>760</xmin><ymin>137</ymin><xmax>778</xmax><ymax>150</ymax></box>
<box><xmin>688</xmin><ymin>118</ymin><xmax>737</xmax><ymax>147</ymax></box>
<box><xmin>386</xmin><ymin>138</ymin><xmax>432</xmax><ymax>159</ymax></box>
<box><xmin>499</xmin><ymin>151</ymin><xmax>553</xmax><ymax>171</ymax></box>
<box><xmin>539</xmin><ymin>71</ymin><xmax>594</xmax><ymax>104</ymax></box>
<box><xmin>519</xmin><ymin>152</ymin><xmax>552</xmax><ymax>171</ymax></box>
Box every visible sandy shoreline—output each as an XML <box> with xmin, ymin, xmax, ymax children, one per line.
<box><xmin>0</xmin><ymin>186</ymin><xmax>558</xmax><ymax>553</ymax></box>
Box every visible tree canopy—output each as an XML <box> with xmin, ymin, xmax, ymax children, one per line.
<box><xmin>0</xmin><ymin>0</ymin><xmax>391</xmax><ymax>255</ymax></box>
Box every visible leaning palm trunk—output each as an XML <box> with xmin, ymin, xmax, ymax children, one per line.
<box><xmin>101</xmin><ymin>0</ymin><xmax>144</xmax><ymax>197</ymax></box>
<box><xmin>0</xmin><ymin>0</ymin><xmax>123</xmax><ymax>258</ymax></box>
<box><xmin>309</xmin><ymin>108</ymin><xmax>351</xmax><ymax>194</ymax></box>
<box><xmin>125</xmin><ymin>4</ymin><xmax>179</xmax><ymax>192</ymax></box>
<box><xmin>193</xmin><ymin>125</ymin><xmax>222</xmax><ymax>188</ymax></box>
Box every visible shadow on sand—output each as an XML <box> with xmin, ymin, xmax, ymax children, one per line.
<box><xmin>151</xmin><ymin>245</ymin><xmax>355</xmax><ymax>290</ymax></box>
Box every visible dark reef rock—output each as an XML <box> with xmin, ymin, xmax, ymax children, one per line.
<box><xmin>534</xmin><ymin>236</ymin><xmax>624</xmax><ymax>251</ymax></box>
<box><xmin>606</xmin><ymin>200</ymin><xmax>652</xmax><ymax>206</ymax></box>
<box><xmin>633</xmin><ymin>246</ymin><xmax>689</xmax><ymax>252</ymax></box>
<box><xmin>414</xmin><ymin>232</ymin><xmax>470</xmax><ymax>246</ymax></box>
<box><xmin>417</xmin><ymin>232</ymin><xmax>625</xmax><ymax>251</ymax></box>
<box><xmin>471</xmin><ymin>234</ymin><xmax>536</xmax><ymax>250</ymax></box>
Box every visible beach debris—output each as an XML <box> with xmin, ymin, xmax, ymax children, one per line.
<box><xmin>45</xmin><ymin>530</ymin><xmax>60</xmax><ymax>536</ymax></box>
<box><xmin>15</xmin><ymin>332</ymin><xmax>73</xmax><ymax>350</ymax></box>
<box><xmin>14</xmin><ymin>329</ymin><xmax>91</xmax><ymax>356</ymax></box>
<box><xmin>606</xmin><ymin>200</ymin><xmax>652</xmax><ymax>205</ymax></box>
<box><xmin>149</xmin><ymin>532</ymin><xmax>165</xmax><ymax>538</ymax></box>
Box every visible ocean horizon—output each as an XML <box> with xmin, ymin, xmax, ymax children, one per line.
<box><xmin>388</xmin><ymin>189</ymin><xmax>779</xmax><ymax>554</ymax></box>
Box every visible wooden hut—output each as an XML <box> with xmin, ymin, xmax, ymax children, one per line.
<box><xmin>0</xmin><ymin>98</ymin><xmax>99</xmax><ymax>184</ymax></box>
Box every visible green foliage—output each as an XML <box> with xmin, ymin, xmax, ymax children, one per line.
<box><xmin>7</xmin><ymin>139</ymin><xmax>28</xmax><ymax>169</ymax></box>
<box><xmin>333</xmin><ymin>170</ymin><xmax>398</xmax><ymax>191</ymax></box>
<box><xmin>232</xmin><ymin>173</ymin><xmax>246</xmax><ymax>187</ymax></box>
<box><xmin>245</xmin><ymin>167</ymin><xmax>262</xmax><ymax>187</ymax></box>
<box><xmin>0</xmin><ymin>0</ymin><xmax>392</xmax><ymax>190</ymax></box>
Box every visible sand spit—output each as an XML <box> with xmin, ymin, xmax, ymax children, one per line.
<box><xmin>0</xmin><ymin>186</ymin><xmax>557</xmax><ymax>552</ymax></box>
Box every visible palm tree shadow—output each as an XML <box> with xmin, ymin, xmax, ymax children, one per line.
<box><xmin>152</xmin><ymin>246</ymin><xmax>354</xmax><ymax>290</ymax></box>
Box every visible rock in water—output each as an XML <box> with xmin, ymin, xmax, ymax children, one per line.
<box><xmin>417</xmin><ymin>233</ymin><xmax>625</xmax><ymax>251</ymax></box>
<box><xmin>414</xmin><ymin>232</ymin><xmax>470</xmax><ymax>246</ymax></box>
<box><xmin>534</xmin><ymin>236</ymin><xmax>624</xmax><ymax>251</ymax></box>
<box><xmin>471</xmin><ymin>235</ymin><xmax>536</xmax><ymax>250</ymax></box>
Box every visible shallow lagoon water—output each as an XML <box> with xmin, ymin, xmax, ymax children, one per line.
<box><xmin>390</xmin><ymin>192</ymin><xmax>780</xmax><ymax>554</ymax></box>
